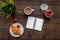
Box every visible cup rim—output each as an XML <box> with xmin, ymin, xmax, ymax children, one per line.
<box><xmin>24</xmin><ymin>7</ymin><xmax>32</xmax><ymax>15</ymax></box>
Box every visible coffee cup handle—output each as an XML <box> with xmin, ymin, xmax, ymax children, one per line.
<box><xmin>31</xmin><ymin>9</ymin><xmax>34</xmax><ymax>11</ymax></box>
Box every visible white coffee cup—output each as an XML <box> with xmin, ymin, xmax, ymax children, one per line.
<box><xmin>40</xmin><ymin>4</ymin><xmax>48</xmax><ymax>11</ymax></box>
<box><xmin>24</xmin><ymin>7</ymin><xmax>34</xmax><ymax>15</ymax></box>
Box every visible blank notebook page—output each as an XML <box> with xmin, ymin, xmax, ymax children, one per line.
<box><xmin>26</xmin><ymin>16</ymin><xmax>35</xmax><ymax>29</ymax></box>
<box><xmin>34</xmin><ymin>18</ymin><xmax>44</xmax><ymax>31</ymax></box>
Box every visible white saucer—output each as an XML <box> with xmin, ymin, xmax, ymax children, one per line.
<box><xmin>40</xmin><ymin>4</ymin><xmax>48</xmax><ymax>10</ymax></box>
<box><xmin>9</xmin><ymin>23</ymin><xmax>24</xmax><ymax>37</ymax></box>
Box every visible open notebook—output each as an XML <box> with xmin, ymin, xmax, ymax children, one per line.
<box><xmin>26</xmin><ymin>16</ymin><xmax>44</xmax><ymax>31</ymax></box>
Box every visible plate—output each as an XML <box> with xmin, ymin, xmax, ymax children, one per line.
<box><xmin>40</xmin><ymin>4</ymin><xmax>48</xmax><ymax>10</ymax></box>
<box><xmin>9</xmin><ymin>23</ymin><xmax>24</xmax><ymax>37</ymax></box>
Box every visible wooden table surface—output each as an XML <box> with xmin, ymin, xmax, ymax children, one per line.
<box><xmin>0</xmin><ymin>0</ymin><xmax>60</xmax><ymax>40</ymax></box>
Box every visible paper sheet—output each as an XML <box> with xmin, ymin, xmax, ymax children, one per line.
<box><xmin>26</xmin><ymin>16</ymin><xmax>35</xmax><ymax>29</ymax></box>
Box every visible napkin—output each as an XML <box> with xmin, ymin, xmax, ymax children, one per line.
<box><xmin>26</xmin><ymin>16</ymin><xmax>44</xmax><ymax>31</ymax></box>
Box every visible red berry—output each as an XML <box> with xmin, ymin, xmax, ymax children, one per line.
<box><xmin>17</xmin><ymin>25</ymin><xmax>20</xmax><ymax>28</ymax></box>
<box><xmin>14</xmin><ymin>18</ymin><xmax>17</xmax><ymax>22</ymax></box>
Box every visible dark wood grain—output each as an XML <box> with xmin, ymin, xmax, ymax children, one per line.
<box><xmin>0</xmin><ymin>0</ymin><xmax>60</xmax><ymax>40</ymax></box>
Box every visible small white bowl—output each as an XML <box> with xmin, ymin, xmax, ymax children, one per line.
<box><xmin>40</xmin><ymin>4</ymin><xmax>48</xmax><ymax>11</ymax></box>
<box><xmin>9</xmin><ymin>23</ymin><xmax>24</xmax><ymax>37</ymax></box>
<box><xmin>44</xmin><ymin>9</ymin><xmax>53</xmax><ymax>18</ymax></box>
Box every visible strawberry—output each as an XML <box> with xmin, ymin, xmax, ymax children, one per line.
<box><xmin>13</xmin><ymin>18</ymin><xmax>17</xmax><ymax>22</ymax></box>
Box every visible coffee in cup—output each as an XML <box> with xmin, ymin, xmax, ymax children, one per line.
<box><xmin>24</xmin><ymin>7</ymin><xmax>34</xmax><ymax>15</ymax></box>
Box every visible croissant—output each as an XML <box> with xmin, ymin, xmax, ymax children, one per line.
<box><xmin>11</xmin><ymin>24</ymin><xmax>21</xmax><ymax>35</ymax></box>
